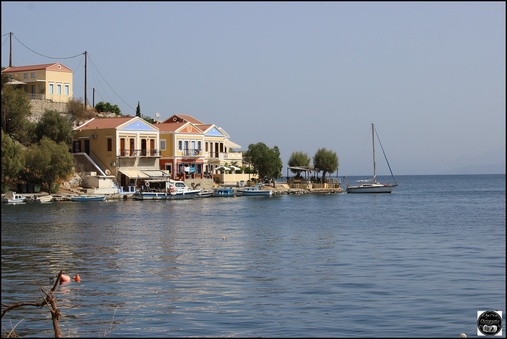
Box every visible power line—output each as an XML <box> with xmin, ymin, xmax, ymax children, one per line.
<box><xmin>12</xmin><ymin>33</ymin><xmax>82</xmax><ymax>60</ymax></box>
<box><xmin>87</xmin><ymin>53</ymin><xmax>135</xmax><ymax>112</ymax></box>
<box><xmin>5</xmin><ymin>32</ymin><xmax>135</xmax><ymax>113</ymax></box>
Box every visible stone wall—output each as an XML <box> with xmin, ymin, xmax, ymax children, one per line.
<box><xmin>28</xmin><ymin>99</ymin><xmax>67</xmax><ymax>122</ymax></box>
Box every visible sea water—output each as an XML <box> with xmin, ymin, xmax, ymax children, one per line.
<box><xmin>1</xmin><ymin>174</ymin><xmax>505</xmax><ymax>338</ymax></box>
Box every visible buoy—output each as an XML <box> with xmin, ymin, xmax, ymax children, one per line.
<box><xmin>73</xmin><ymin>274</ymin><xmax>81</xmax><ymax>283</ymax></box>
<box><xmin>59</xmin><ymin>274</ymin><xmax>71</xmax><ymax>284</ymax></box>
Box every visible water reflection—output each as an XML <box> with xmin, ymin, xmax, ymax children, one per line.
<box><xmin>2</xmin><ymin>177</ymin><xmax>505</xmax><ymax>337</ymax></box>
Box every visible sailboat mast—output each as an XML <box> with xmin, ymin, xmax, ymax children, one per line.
<box><xmin>372</xmin><ymin>123</ymin><xmax>376</xmax><ymax>182</ymax></box>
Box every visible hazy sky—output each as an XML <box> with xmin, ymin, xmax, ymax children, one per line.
<box><xmin>2</xmin><ymin>2</ymin><xmax>505</xmax><ymax>176</ymax></box>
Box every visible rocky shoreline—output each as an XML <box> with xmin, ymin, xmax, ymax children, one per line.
<box><xmin>2</xmin><ymin>184</ymin><xmax>344</xmax><ymax>202</ymax></box>
<box><xmin>268</xmin><ymin>184</ymin><xmax>344</xmax><ymax>195</ymax></box>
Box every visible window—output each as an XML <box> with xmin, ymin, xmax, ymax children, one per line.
<box><xmin>150</xmin><ymin>139</ymin><xmax>155</xmax><ymax>155</ymax></box>
<box><xmin>64</xmin><ymin>84</ymin><xmax>69</xmax><ymax>95</ymax></box>
<box><xmin>129</xmin><ymin>138</ymin><xmax>135</xmax><ymax>156</ymax></box>
<box><xmin>73</xmin><ymin>140</ymin><xmax>81</xmax><ymax>153</ymax></box>
<box><xmin>57</xmin><ymin>84</ymin><xmax>62</xmax><ymax>95</ymax></box>
<box><xmin>31</xmin><ymin>72</ymin><xmax>36</xmax><ymax>78</ymax></box>
<box><xmin>23</xmin><ymin>73</ymin><xmax>28</xmax><ymax>79</ymax></box>
<box><xmin>178</xmin><ymin>140</ymin><xmax>182</xmax><ymax>150</ymax></box>
<box><xmin>107</xmin><ymin>138</ymin><xmax>112</xmax><ymax>152</ymax></box>
<box><xmin>120</xmin><ymin>138</ymin><xmax>126</xmax><ymax>156</ymax></box>
<box><xmin>49</xmin><ymin>84</ymin><xmax>54</xmax><ymax>94</ymax></box>
<box><xmin>160</xmin><ymin>139</ymin><xmax>166</xmax><ymax>151</ymax></box>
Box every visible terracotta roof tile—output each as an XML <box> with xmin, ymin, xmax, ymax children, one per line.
<box><xmin>178</xmin><ymin>114</ymin><xmax>204</xmax><ymax>124</ymax></box>
<box><xmin>162</xmin><ymin>114</ymin><xmax>204</xmax><ymax>124</ymax></box>
<box><xmin>157</xmin><ymin>123</ymin><xmax>181</xmax><ymax>132</ymax></box>
<box><xmin>75</xmin><ymin>117</ymin><xmax>134</xmax><ymax>130</ymax></box>
<box><xmin>2</xmin><ymin>63</ymin><xmax>72</xmax><ymax>73</ymax></box>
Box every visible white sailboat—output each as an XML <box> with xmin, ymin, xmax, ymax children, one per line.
<box><xmin>345</xmin><ymin>123</ymin><xmax>398</xmax><ymax>193</ymax></box>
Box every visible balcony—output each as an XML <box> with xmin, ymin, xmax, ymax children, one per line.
<box><xmin>203</xmin><ymin>151</ymin><xmax>242</xmax><ymax>161</ymax></box>
<box><xmin>119</xmin><ymin>149</ymin><xmax>160</xmax><ymax>157</ymax></box>
<box><xmin>182</xmin><ymin>149</ymin><xmax>202</xmax><ymax>157</ymax></box>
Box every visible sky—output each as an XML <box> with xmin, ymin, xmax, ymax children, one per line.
<box><xmin>2</xmin><ymin>1</ymin><xmax>505</xmax><ymax>176</ymax></box>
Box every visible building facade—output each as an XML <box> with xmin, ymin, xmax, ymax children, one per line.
<box><xmin>2</xmin><ymin>63</ymin><xmax>73</xmax><ymax>103</ymax></box>
<box><xmin>72</xmin><ymin>113</ymin><xmax>245</xmax><ymax>191</ymax></box>
<box><xmin>72</xmin><ymin>116</ymin><xmax>161</xmax><ymax>192</ymax></box>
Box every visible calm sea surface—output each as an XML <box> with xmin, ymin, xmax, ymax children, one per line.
<box><xmin>1</xmin><ymin>175</ymin><xmax>505</xmax><ymax>338</ymax></box>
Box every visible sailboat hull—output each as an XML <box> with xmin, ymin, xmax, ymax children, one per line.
<box><xmin>346</xmin><ymin>123</ymin><xmax>398</xmax><ymax>194</ymax></box>
<box><xmin>346</xmin><ymin>183</ymin><xmax>397</xmax><ymax>194</ymax></box>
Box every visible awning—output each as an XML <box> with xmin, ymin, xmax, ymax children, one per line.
<box><xmin>119</xmin><ymin>169</ymin><xmax>149</xmax><ymax>179</ymax></box>
<box><xmin>5</xmin><ymin>79</ymin><xmax>27</xmax><ymax>85</ymax></box>
<box><xmin>224</xmin><ymin>140</ymin><xmax>241</xmax><ymax>149</ymax></box>
<box><xmin>141</xmin><ymin>170</ymin><xmax>169</xmax><ymax>178</ymax></box>
<box><xmin>288</xmin><ymin>166</ymin><xmax>315</xmax><ymax>171</ymax></box>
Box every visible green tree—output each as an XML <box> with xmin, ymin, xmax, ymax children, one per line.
<box><xmin>1</xmin><ymin>130</ymin><xmax>25</xmax><ymax>193</ymax></box>
<box><xmin>136</xmin><ymin>101</ymin><xmax>141</xmax><ymax>117</ymax></box>
<box><xmin>244</xmin><ymin>142</ymin><xmax>283</xmax><ymax>186</ymax></box>
<box><xmin>95</xmin><ymin>101</ymin><xmax>121</xmax><ymax>115</ymax></box>
<box><xmin>141</xmin><ymin>114</ymin><xmax>156</xmax><ymax>124</ymax></box>
<box><xmin>1</xmin><ymin>70</ymin><xmax>11</xmax><ymax>87</ymax></box>
<box><xmin>24</xmin><ymin>137</ymin><xmax>74</xmax><ymax>193</ymax></box>
<box><xmin>313</xmin><ymin>148</ymin><xmax>339</xmax><ymax>183</ymax></box>
<box><xmin>35</xmin><ymin>110</ymin><xmax>74</xmax><ymax>147</ymax></box>
<box><xmin>1</xmin><ymin>84</ymin><xmax>34</xmax><ymax>146</ymax></box>
<box><xmin>288</xmin><ymin>151</ymin><xmax>311</xmax><ymax>177</ymax></box>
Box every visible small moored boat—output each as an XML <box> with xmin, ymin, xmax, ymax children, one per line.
<box><xmin>36</xmin><ymin>195</ymin><xmax>54</xmax><ymax>203</ymax></box>
<box><xmin>237</xmin><ymin>184</ymin><xmax>272</xmax><ymax>197</ymax></box>
<box><xmin>344</xmin><ymin>123</ymin><xmax>398</xmax><ymax>194</ymax></box>
<box><xmin>197</xmin><ymin>189</ymin><xmax>214</xmax><ymax>198</ymax></box>
<box><xmin>133</xmin><ymin>179</ymin><xmax>201</xmax><ymax>200</ymax></box>
<box><xmin>1</xmin><ymin>191</ymin><xmax>27</xmax><ymax>204</ymax></box>
<box><xmin>26</xmin><ymin>195</ymin><xmax>54</xmax><ymax>203</ymax></box>
<box><xmin>213</xmin><ymin>187</ymin><xmax>235</xmax><ymax>197</ymax></box>
<box><xmin>70</xmin><ymin>195</ymin><xmax>107</xmax><ymax>202</ymax></box>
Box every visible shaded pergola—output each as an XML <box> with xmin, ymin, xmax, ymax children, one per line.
<box><xmin>286</xmin><ymin>165</ymin><xmax>319</xmax><ymax>180</ymax></box>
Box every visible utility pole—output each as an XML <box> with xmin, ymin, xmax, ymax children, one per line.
<box><xmin>84</xmin><ymin>51</ymin><xmax>87</xmax><ymax>108</ymax></box>
<box><xmin>9</xmin><ymin>32</ymin><xmax>13</xmax><ymax>67</ymax></box>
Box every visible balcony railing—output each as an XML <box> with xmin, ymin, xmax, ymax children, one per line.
<box><xmin>182</xmin><ymin>149</ymin><xmax>202</xmax><ymax>156</ymax></box>
<box><xmin>26</xmin><ymin>93</ymin><xmax>45</xmax><ymax>100</ymax></box>
<box><xmin>205</xmin><ymin>151</ymin><xmax>242</xmax><ymax>161</ymax></box>
<box><xmin>120</xmin><ymin>149</ymin><xmax>160</xmax><ymax>157</ymax></box>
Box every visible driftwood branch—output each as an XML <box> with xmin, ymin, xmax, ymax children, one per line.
<box><xmin>1</xmin><ymin>301</ymin><xmax>47</xmax><ymax>318</ymax></box>
<box><xmin>1</xmin><ymin>270</ymin><xmax>68</xmax><ymax>338</ymax></box>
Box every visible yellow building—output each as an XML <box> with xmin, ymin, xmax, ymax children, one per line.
<box><xmin>157</xmin><ymin>119</ymin><xmax>205</xmax><ymax>180</ymax></box>
<box><xmin>158</xmin><ymin>114</ymin><xmax>243</xmax><ymax>181</ymax></box>
<box><xmin>2</xmin><ymin>63</ymin><xmax>73</xmax><ymax>103</ymax></box>
<box><xmin>72</xmin><ymin>114</ymin><xmax>246</xmax><ymax>191</ymax></box>
<box><xmin>73</xmin><ymin>116</ymin><xmax>161</xmax><ymax>192</ymax></box>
